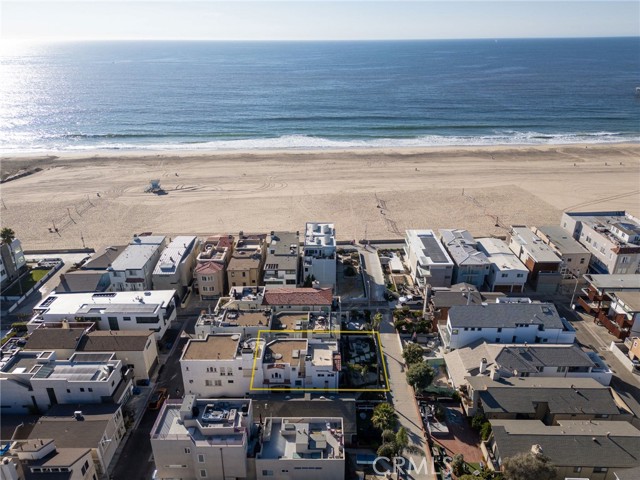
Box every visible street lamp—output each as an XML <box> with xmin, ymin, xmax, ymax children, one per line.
<box><xmin>570</xmin><ymin>270</ymin><xmax>581</xmax><ymax>309</ymax></box>
<box><xmin>367</xmin><ymin>280</ymin><xmax>371</xmax><ymax>309</ymax></box>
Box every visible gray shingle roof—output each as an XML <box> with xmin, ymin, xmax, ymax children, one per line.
<box><xmin>81</xmin><ymin>245</ymin><xmax>126</xmax><ymax>270</ymax></box>
<box><xmin>448</xmin><ymin>303</ymin><xmax>564</xmax><ymax>329</ymax></box>
<box><xmin>76</xmin><ymin>330</ymin><xmax>153</xmax><ymax>352</ymax></box>
<box><xmin>491</xmin><ymin>420</ymin><xmax>640</xmax><ymax>469</ymax></box>
<box><xmin>478</xmin><ymin>383</ymin><xmax>621</xmax><ymax>416</ymax></box>
<box><xmin>495</xmin><ymin>344</ymin><xmax>595</xmax><ymax>373</ymax></box>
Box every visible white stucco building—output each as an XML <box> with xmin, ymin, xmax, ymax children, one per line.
<box><xmin>440</xmin><ymin>300</ymin><xmax>576</xmax><ymax>351</ymax></box>
<box><xmin>264</xmin><ymin>231</ymin><xmax>300</xmax><ymax>288</ymax></box>
<box><xmin>0</xmin><ymin>350</ymin><xmax>132</xmax><ymax>414</ymax></box>
<box><xmin>152</xmin><ymin>235</ymin><xmax>199</xmax><ymax>297</ymax></box>
<box><xmin>476</xmin><ymin>237</ymin><xmax>529</xmax><ymax>292</ymax></box>
<box><xmin>302</xmin><ymin>223</ymin><xmax>336</xmax><ymax>288</ymax></box>
<box><xmin>27</xmin><ymin>290</ymin><xmax>177</xmax><ymax>340</ymax></box>
<box><xmin>108</xmin><ymin>235</ymin><xmax>166</xmax><ymax>291</ymax></box>
<box><xmin>151</xmin><ymin>396</ymin><xmax>253</xmax><ymax>480</ymax></box>
<box><xmin>404</xmin><ymin>229</ymin><xmax>454</xmax><ymax>288</ymax></box>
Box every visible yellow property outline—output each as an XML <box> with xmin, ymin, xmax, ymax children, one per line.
<box><xmin>249</xmin><ymin>330</ymin><xmax>390</xmax><ymax>392</ymax></box>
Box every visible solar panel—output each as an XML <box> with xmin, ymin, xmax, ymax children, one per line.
<box><xmin>420</xmin><ymin>236</ymin><xmax>449</xmax><ymax>263</ymax></box>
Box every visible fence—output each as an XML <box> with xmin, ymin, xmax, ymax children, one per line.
<box><xmin>4</xmin><ymin>263</ymin><xmax>63</xmax><ymax>313</ymax></box>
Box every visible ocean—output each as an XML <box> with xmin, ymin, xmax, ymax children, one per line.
<box><xmin>1</xmin><ymin>37</ymin><xmax>639</xmax><ymax>153</ymax></box>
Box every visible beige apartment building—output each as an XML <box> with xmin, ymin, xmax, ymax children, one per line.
<box><xmin>227</xmin><ymin>234</ymin><xmax>266</xmax><ymax>288</ymax></box>
<box><xmin>195</xmin><ymin>235</ymin><xmax>233</xmax><ymax>301</ymax></box>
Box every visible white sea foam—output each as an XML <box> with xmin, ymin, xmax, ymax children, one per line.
<box><xmin>1</xmin><ymin>132</ymin><xmax>638</xmax><ymax>154</ymax></box>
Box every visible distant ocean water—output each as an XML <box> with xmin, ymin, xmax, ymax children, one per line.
<box><xmin>1</xmin><ymin>38</ymin><xmax>639</xmax><ymax>153</ymax></box>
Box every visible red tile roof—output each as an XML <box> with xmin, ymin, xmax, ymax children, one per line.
<box><xmin>195</xmin><ymin>261</ymin><xmax>224</xmax><ymax>274</ymax></box>
<box><xmin>262</xmin><ymin>288</ymin><xmax>333</xmax><ymax>306</ymax></box>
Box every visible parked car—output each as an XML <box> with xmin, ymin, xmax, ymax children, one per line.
<box><xmin>148</xmin><ymin>388</ymin><xmax>168</xmax><ymax>410</ymax></box>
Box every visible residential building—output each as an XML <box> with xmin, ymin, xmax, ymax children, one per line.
<box><xmin>0</xmin><ymin>238</ymin><xmax>27</xmax><ymax>289</ymax></box>
<box><xmin>152</xmin><ymin>235</ymin><xmax>199</xmax><ymax>297</ymax></box>
<box><xmin>81</xmin><ymin>246</ymin><xmax>127</xmax><ymax>271</ymax></box>
<box><xmin>0</xmin><ymin>351</ymin><xmax>132</xmax><ymax>414</ymax></box>
<box><xmin>180</xmin><ymin>334</ymin><xmax>340</xmax><ymax>397</ymax></box>
<box><xmin>561</xmin><ymin>211</ymin><xmax>640</xmax><ymax>274</ymax></box>
<box><xmin>531</xmin><ymin>225</ymin><xmax>591</xmax><ymax>277</ymax></box>
<box><xmin>428</xmin><ymin>283</ymin><xmax>505</xmax><ymax>323</ymax></box>
<box><xmin>596</xmin><ymin>291</ymin><xmax>640</xmax><ymax>340</ymax></box>
<box><xmin>577</xmin><ymin>274</ymin><xmax>640</xmax><ymax>321</ymax></box>
<box><xmin>485</xmin><ymin>420</ymin><xmax>640</xmax><ymax>480</ymax></box>
<box><xmin>181</xmin><ymin>334</ymin><xmax>257</xmax><ymax>398</ymax></box>
<box><xmin>76</xmin><ymin>330</ymin><xmax>158</xmax><ymax>381</ymax></box>
<box><xmin>108</xmin><ymin>235</ymin><xmax>166</xmax><ymax>291</ymax></box>
<box><xmin>444</xmin><ymin>341</ymin><xmax>612</xmax><ymax>389</ymax></box>
<box><xmin>194</xmin><ymin>287</ymin><xmax>271</xmax><ymax>339</ymax></box>
<box><xmin>256</xmin><ymin>416</ymin><xmax>345</xmax><ymax>480</ymax></box>
<box><xmin>462</xmin><ymin>376</ymin><xmax>630</xmax><ymax>420</ymax></box>
<box><xmin>439</xmin><ymin>300</ymin><xmax>576</xmax><ymax>351</ymax></box>
<box><xmin>508</xmin><ymin>226</ymin><xmax>562</xmax><ymax>293</ymax></box>
<box><xmin>194</xmin><ymin>235</ymin><xmax>233</xmax><ymax>301</ymax></box>
<box><xmin>262</xmin><ymin>287</ymin><xmax>334</xmax><ymax>313</ymax></box>
<box><xmin>404</xmin><ymin>229</ymin><xmax>454</xmax><ymax>288</ymax></box>
<box><xmin>263</xmin><ymin>231</ymin><xmax>300</xmax><ymax>288</ymax></box>
<box><xmin>439</xmin><ymin>229</ymin><xmax>491</xmax><ymax>288</ymax></box>
<box><xmin>23</xmin><ymin>325</ymin><xmax>92</xmax><ymax>359</ymax></box>
<box><xmin>227</xmin><ymin>234</ymin><xmax>266</xmax><ymax>288</ymax></box>
<box><xmin>12</xmin><ymin>403</ymin><xmax>126</xmax><ymax>478</ymax></box>
<box><xmin>628</xmin><ymin>336</ymin><xmax>640</xmax><ymax>362</ymax></box>
<box><xmin>150</xmin><ymin>396</ymin><xmax>253</xmax><ymax>480</ymax></box>
<box><xmin>302</xmin><ymin>223</ymin><xmax>337</xmax><ymax>288</ymax></box>
<box><xmin>476</xmin><ymin>238</ymin><xmax>529</xmax><ymax>293</ymax></box>
<box><xmin>259</xmin><ymin>338</ymin><xmax>340</xmax><ymax>391</ymax></box>
<box><xmin>6</xmin><ymin>440</ymin><xmax>97</xmax><ymax>480</ymax></box>
<box><xmin>28</xmin><ymin>290</ymin><xmax>177</xmax><ymax>340</ymax></box>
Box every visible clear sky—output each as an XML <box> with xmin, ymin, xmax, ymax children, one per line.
<box><xmin>1</xmin><ymin>1</ymin><xmax>638</xmax><ymax>41</ymax></box>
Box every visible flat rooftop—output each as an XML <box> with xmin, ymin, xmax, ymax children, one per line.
<box><xmin>476</xmin><ymin>237</ymin><xmax>528</xmax><ymax>272</ymax></box>
<box><xmin>268</xmin><ymin>231</ymin><xmax>300</xmax><ymax>256</ymax></box>
<box><xmin>198</xmin><ymin>309</ymin><xmax>271</xmax><ymax>328</ymax></box>
<box><xmin>309</xmin><ymin>342</ymin><xmax>338</xmax><ymax>368</ymax></box>
<box><xmin>612</xmin><ymin>291</ymin><xmax>640</xmax><ymax>311</ymax></box>
<box><xmin>264</xmin><ymin>339</ymin><xmax>308</xmax><ymax>365</ymax></box>
<box><xmin>33</xmin><ymin>291</ymin><xmax>175</xmax><ymax>316</ymax></box>
<box><xmin>182</xmin><ymin>334</ymin><xmax>241</xmax><ymax>360</ymax></box>
<box><xmin>111</xmin><ymin>243</ymin><xmax>163</xmax><ymax>271</ymax></box>
<box><xmin>153</xmin><ymin>235</ymin><xmax>197</xmax><ymax>276</ymax></box>
<box><xmin>260</xmin><ymin>417</ymin><xmax>343</xmax><ymax>460</ymax></box>
<box><xmin>534</xmin><ymin>225</ymin><xmax>590</xmax><ymax>255</ymax></box>
<box><xmin>448</xmin><ymin>302</ymin><xmax>565</xmax><ymax>330</ymax></box>
<box><xmin>584</xmin><ymin>274</ymin><xmax>640</xmax><ymax>291</ymax></box>
<box><xmin>304</xmin><ymin>222</ymin><xmax>335</xmax><ymax>247</ymax></box>
<box><xmin>510</xmin><ymin>227</ymin><xmax>562</xmax><ymax>263</ymax></box>
<box><xmin>406</xmin><ymin>229</ymin><xmax>453</xmax><ymax>265</ymax></box>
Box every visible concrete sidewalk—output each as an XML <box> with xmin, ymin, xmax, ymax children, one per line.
<box><xmin>380</xmin><ymin>311</ymin><xmax>436</xmax><ymax>480</ymax></box>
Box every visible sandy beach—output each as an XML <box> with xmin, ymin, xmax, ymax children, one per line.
<box><xmin>1</xmin><ymin>143</ymin><xmax>638</xmax><ymax>251</ymax></box>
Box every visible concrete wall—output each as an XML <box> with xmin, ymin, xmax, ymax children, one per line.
<box><xmin>255</xmin><ymin>458</ymin><xmax>344</xmax><ymax>480</ymax></box>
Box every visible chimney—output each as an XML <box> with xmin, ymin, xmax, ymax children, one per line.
<box><xmin>490</xmin><ymin>366</ymin><xmax>501</xmax><ymax>380</ymax></box>
<box><xmin>61</xmin><ymin>319</ymin><xmax>70</xmax><ymax>329</ymax></box>
<box><xmin>479</xmin><ymin>357</ymin><xmax>488</xmax><ymax>374</ymax></box>
<box><xmin>531</xmin><ymin>444</ymin><xmax>543</xmax><ymax>457</ymax></box>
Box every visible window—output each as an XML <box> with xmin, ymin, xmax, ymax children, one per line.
<box><xmin>557</xmin><ymin>366</ymin><xmax>567</xmax><ymax>373</ymax></box>
<box><xmin>262</xmin><ymin>471</ymin><xmax>274</xmax><ymax>476</ymax></box>
<box><xmin>205</xmin><ymin>380</ymin><xmax>213</xmax><ymax>387</ymax></box>
<box><xmin>215</xmin><ymin>380</ymin><xmax>222</xmax><ymax>386</ymax></box>
<box><xmin>495</xmin><ymin>338</ymin><xmax>500</xmax><ymax>343</ymax></box>
<box><xmin>573</xmin><ymin>467</ymin><xmax>582</xmax><ymax>473</ymax></box>
<box><xmin>206</xmin><ymin>367</ymin><xmax>216</xmax><ymax>373</ymax></box>
<box><xmin>595</xmin><ymin>414</ymin><xmax>609</xmax><ymax>419</ymax></box>
<box><xmin>67</xmin><ymin>389</ymin><xmax>71</xmax><ymax>393</ymax></box>
<box><xmin>242</xmin><ymin>272</ymin><xmax>246</xmax><ymax>277</ymax></box>
<box><xmin>88</xmin><ymin>388</ymin><xmax>93</xmax><ymax>392</ymax></box>
<box><xmin>197</xmin><ymin>454</ymin><xmax>205</xmax><ymax>463</ymax></box>
<box><xmin>501</xmin><ymin>273</ymin><xmax>508</xmax><ymax>278</ymax></box>
<box><xmin>227</xmin><ymin>367</ymin><xmax>233</xmax><ymax>376</ymax></box>
<box><xmin>593</xmin><ymin>467</ymin><xmax>608</xmax><ymax>473</ymax></box>
<box><xmin>228</xmin><ymin>380</ymin><xmax>234</xmax><ymax>383</ymax></box>
<box><xmin>580</xmin><ymin>258</ymin><xmax>586</xmax><ymax>264</ymax></box>
<box><xmin>184</xmin><ymin>448</ymin><xmax>191</xmax><ymax>454</ymax></box>
<box><xmin>123</xmin><ymin>316</ymin><xmax>131</xmax><ymax>321</ymax></box>
<box><xmin>80</xmin><ymin>388</ymin><xmax>85</xmax><ymax>392</ymax></box>
<box><xmin>136</xmin><ymin>316</ymin><xmax>159</xmax><ymax>324</ymax></box>
<box><xmin>200</xmin><ymin>470</ymin><xmax>207</xmax><ymax>478</ymax></box>
<box><xmin>516</xmin><ymin>273</ymin><xmax>524</xmax><ymax>278</ymax></box>
<box><xmin>497</xmin><ymin>328</ymin><xmax>502</xmax><ymax>333</ymax></box>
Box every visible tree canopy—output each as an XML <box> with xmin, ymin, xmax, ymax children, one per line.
<box><xmin>406</xmin><ymin>362</ymin><xmax>434</xmax><ymax>393</ymax></box>
<box><xmin>402</xmin><ymin>343</ymin><xmax>424</xmax><ymax>365</ymax></box>
<box><xmin>502</xmin><ymin>452</ymin><xmax>557</xmax><ymax>480</ymax></box>
<box><xmin>1</xmin><ymin>227</ymin><xmax>15</xmax><ymax>245</ymax></box>
<box><xmin>371</xmin><ymin>402</ymin><xmax>398</xmax><ymax>432</ymax></box>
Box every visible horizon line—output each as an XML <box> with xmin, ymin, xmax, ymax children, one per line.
<box><xmin>2</xmin><ymin>34</ymin><xmax>639</xmax><ymax>43</ymax></box>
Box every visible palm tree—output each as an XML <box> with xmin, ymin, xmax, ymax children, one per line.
<box><xmin>371</xmin><ymin>402</ymin><xmax>398</xmax><ymax>432</ymax></box>
<box><xmin>0</xmin><ymin>227</ymin><xmax>15</xmax><ymax>245</ymax></box>
<box><xmin>372</xmin><ymin>312</ymin><xmax>383</xmax><ymax>331</ymax></box>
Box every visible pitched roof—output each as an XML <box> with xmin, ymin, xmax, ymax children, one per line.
<box><xmin>24</xmin><ymin>328</ymin><xmax>87</xmax><ymax>351</ymax></box>
<box><xmin>81</xmin><ymin>245</ymin><xmax>126</xmax><ymax>270</ymax></box>
<box><xmin>76</xmin><ymin>330</ymin><xmax>153</xmax><ymax>352</ymax></box>
<box><xmin>56</xmin><ymin>271</ymin><xmax>108</xmax><ymax>293</ymax></box>
<box><xmin>448</xmin><ymin>303</ymin><xmax>564</xmax><ymax>329</ymax></box>
<box><xmin>475</xmin><ymin>378</ymin><xmax>621</xmax><ymax>416</ymax></box>
<box><xmin>195</xmin><ymin>261</ymin><xmax>224</xmax><ymax>274</ymax></box>
<box><xmin>491</xmin><ymin>420</ymin><xmax>640</xmax><ymax>469</ymax></box>
<box><xmin>262</xmin><ymin>288</ymin><xmax>333</xmax><ymax>306</ymax></box>
<box><xmin>494</xmin><ymin>344</ymin><xmax>595</xmax><ymax>373</ymax></box>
